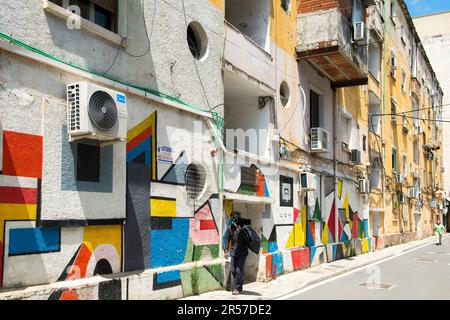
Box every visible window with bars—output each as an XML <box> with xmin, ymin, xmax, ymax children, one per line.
<box><xmin>50</xmin><ymin>0</ymin><xmax>118</xmax><ymax>33</ymax></box>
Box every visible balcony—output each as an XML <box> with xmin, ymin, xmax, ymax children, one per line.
<box><xmin>296</xmin><ymin>2</ymin><xmax>368</xmax><ymax>88</ymax></box>
<box><xmin>367</xmin><ymin>1</ymin><xmax>384</xmax><ymax>41</ymax></box>
<box><xmin>224</xmin><ymin>21</ymin><xmax>275</xmax><ymax>91</ymax></box>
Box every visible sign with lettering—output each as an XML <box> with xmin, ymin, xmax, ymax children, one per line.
<box><xmin>157</xmin><ymin>145</ymin><xmax>174</xmax><ymax>164</ymax></box>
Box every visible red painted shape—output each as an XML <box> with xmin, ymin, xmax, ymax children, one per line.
<box><xmin>293</xmin><ymin>208</ymin><xmax>300</xmax><ymax>224</ymax></box>
<box><xmin>291</xmin><ymin>248</ymin><xmax>310</xmax><ymax>271</ymax></box>
<box><xmin>0</xmin><ymin>187</ymin><xmax>38</xmax><ymax>204</ymax></box>
<box><xmin>2</xmin><ymin>131</ymin><xmax>43</xmax><ymax>179</ymax></box>
<box><xmin>126</xmin><ymin>127</ymin><xmax>153</xmax><ymax>153</ymax></box>
<box><xmin>328</xmin><ymin>200</ymin><xmax>336</xmax><ymax>241</ymax></box>
<box><xmin>0</xmin><ymin>241</ymin><xmax>3</xmax><ymax>288</ymax></box>
<box><xmin>353</xmin><ymin>213</ymin><xmax>359</xmax><ymax>239</ymax></box>
<box><xmin>265</xmin><ymin>254</ymin><xmax>273</xmax><ymax>280</ymax></box>
<box><xmin>199</xmin><ymin>220</ymin><xmax>216</xmax><ymax>230</ymax></box>
<box><xmin>338</xmin><ymin>215</ymin><xmax>343</xmax><ymax>241</ymax></box>
<box><xmin>68</xmin><ymin>244</ymin><xmax>92</xmax><ymax>280</ymax></box>
<box><xmin>60</xmin><ymin>289</ymin><xmax>79</xmax><ymax>300</ymax></box>
<box><xmin>309</xmin><ymin>221</ymin><xmax>316</xmax><ymax>243</ymax></box>
<box><xmin>255</xmin><ymin>170</ymin><xmax>266</xmax><ymax>197</ymax></box>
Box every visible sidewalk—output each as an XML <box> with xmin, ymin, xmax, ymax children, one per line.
<box><xmin>182</xmin><ymin>236</ymin><xmax>440</xmax><ymax>300</ymax></box>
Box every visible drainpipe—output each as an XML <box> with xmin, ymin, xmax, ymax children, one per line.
<box><xmin>333</xmin><ymin>87</ymin><xmax>339</xmax><ymax>242</ymax></box>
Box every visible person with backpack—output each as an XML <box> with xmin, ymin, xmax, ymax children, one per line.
<box><xmin>222</xmin><ymin>211</ymin><xmax>252</xmax><ymax>295</ymax></box>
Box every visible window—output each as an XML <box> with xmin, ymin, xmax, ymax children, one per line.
<box><xmin>391</xmin><ymin>98</ymin><xmax>397</xmax><ymax>122</ymax></box>
<box><xmin>187</xmin><ymin>22</ymin><xmax>208</xmax><ymax>61</ymax></box>
<box><xmin>310</xmin><ymin>90</ymin><xmax>321</xmax><ymax>128</ymax></box>
<box><xmin>402</xmin><ymin>154</ymin><xmax>407</xmax><ymax>177</ymax></box>
<box><xmin>280</xmin><ymin>81</ymin><xmax>290</xmax><ymax>107</ymax></box>
<box><xmin>423</xmin><ymin>169</ymin><xmax>427</xmax><ymax>189</ymax></box>
<box><xmin>281</xmin><ymin>0</ymin><xmax>291</xmax><ymax>14</ymax></box>
<box><xmin>392</xmin><ymin>147</ymin><xmax>398</xmax><ymax>173</ymax></box>
<box><xmin>340</xmin><ymin>112</ymin><xmax>352</xmax><ymax>146</ymax></box>
<box><xmin>390</xmin><ymin>1</ymin><xmax>396</xmax><ymax>24</ymax></box>
<box><xmin>401</xmin><ymin>69</ymin><xmax>406</xmax><ymax>93</ymax></box>
<box><xmin>363</xmin><ymin>135</ymin><xmax>367</xmax><ymax>152</ymax></box>
<box><xmin>280</xmin><ymin>175</ymin><xmax>294</xmax><ymax>207</ymax></box>
<box><xmin>369</xmin><ymin>43</ymin><xmax>381</xmax><ymax>81</ymax></box>
<box><xmin>390</xmin><ymin>50</ymin><xmax>397</xmax><ymax>79</ymax></box>
<box><xmin>50</xmin><ymin>0</ymin><xmax>118</xmax><ymax>33</ymax></box>
<box><xmin>77</xmin><ymin>143</ymin><xmax>100</xmax><ymax>182</ymax></box>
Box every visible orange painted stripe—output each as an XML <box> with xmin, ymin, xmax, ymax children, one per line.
<box><xmin>126</xmin><ymin>127</ymin><xmax>153</xmax><ymax>153</ymax></box>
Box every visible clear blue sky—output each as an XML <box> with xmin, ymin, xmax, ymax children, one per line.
<box><xmin>405</xmin><ymin>0</ymin><xmax>450</xmax><ymax>17</ymax></box>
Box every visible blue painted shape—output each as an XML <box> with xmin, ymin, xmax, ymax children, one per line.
<box><xmin>150</xmin><ymin>218</ymin><xmax>190</xmax><ymax>268</ymax></box>
<box><xmin>157</xmin><ymin>270</ymin><xmax>181</xmax><ymax>284</ymax></box>
<box><xmin>332</xmin><ymin>245</ymin><xmax>336</xmax><ymax>260</ymax></box>
<box><xmin>9</xmin><ymin>228</ymin><xmax>60</xmax><ymax>256</ymax></box>
<box><xmin>272</xmin><ymin>252</ymin><xmax>284</xmax><ymax>276</ymax></box>
<box><xmin>127</xmin><ymin>137</ymin><xmax>152</xmax><ymax>167</ymax></box>
<box><xmin>341</xmin><ymin>229</ymin><xmax>348</xmax><ymax>242</ymax></box>
<box><xmin>310</xmin><ymin>246</ymin><xmax>317</xmax><ymax>265</ymax></box>
<box><xmin>363</xmin><ymin>219</ymin><xmax>369</xmax><ymax>239</ymax></box>
<box><xmin>264</xmin><ymin>182</ymin><xmax>270</xmax><ymax>197</ymax></box>
<box><xmin>162</xmin><ymin>164</ymin><xmax>188</xmax><ymax>184</ymax></box>
<box><xmin>268</xmin><ymin>241</ymin><xmax>278</xmax><ymax>253</ymax></box>
<box><xmin>306</xmin><ymin>224</ymin><xmax>315</xmax><ymax>247</ymax></box>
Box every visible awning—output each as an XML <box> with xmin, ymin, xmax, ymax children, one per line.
<box><xmin>223</xmin><ymin>192</ymin><xmax>274</xmax><ymax>204</ymax></box>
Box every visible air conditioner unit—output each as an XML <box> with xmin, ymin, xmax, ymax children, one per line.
<box><xmin>408</xmin><ymin>187</ymin><xmax>418</xmax><ymax>199</ymax></box>
<box><xmin>353</xmin><ymin>21</ymin><xmax>365</xmax><ymax>42</ymax></box>
<box><xmin>310</xmin><ymin>127</ymin><xmax>329</xmax><ymax>153</ymax></box>
<box><xmin>358</xmin><ymin>179</ymin><xmax>369</xmax><ymax>193</ymax></box>
<box><xmin>67</xmin><ymin>82</ymin><xmax>128</xmax><ymax>144</ymax></box>
<box><xmin>398</xmin><ymin>193</ymin><xmax>406</xmax><ymax>204</ymax></box>
<box><xmin>396</xmin><ymin>173</ymin><xmax>404</xmax><ymax>184</ymax></box>
<box><xmin>300</xmin><ymin>172</ymin><xmax>318</xmax><ymax>191</ymax></box>
<box><xmin>351</xmin><ymin>149</ymin><xmax>362</xmax><ymax>165</ymax></box>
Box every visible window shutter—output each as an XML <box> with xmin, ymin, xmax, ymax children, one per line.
<box><xmin>93</xmin><ymin>0</ymin><xmax>117</xmax><ymax>13</ymax></box>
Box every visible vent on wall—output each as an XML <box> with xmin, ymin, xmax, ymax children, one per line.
<box><xmin>185</xmin><ymin>163</ymin><xmax>207</xmax><ymax>200</ymax></box>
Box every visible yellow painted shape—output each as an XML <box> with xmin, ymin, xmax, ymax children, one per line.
<box><xmin>338</xmin><ymin>179</ymin><xmax>343</xmax><ymax>199</ymax></box>
<box><xmin>209</xmin><ymin>0</ymin><xmax>224</xmax><ymax>11</ymax></box>
<box><xmin>322</xmin><ymin>223</ymin><xmax>329</xmax><ymax>244</ymax></box>
<box><xmin>150</xmin><ymin>198</ymin><xmax>177</xmax><ymax>217</ymax></box>
<box><xmin>224</xmin><ymin>200</ymin><xmax>233</xmax><ymax>217</ymax></box>
<box><xmin>127</xmin><ymin>112</ymin><xmax>157</xmax><ymax>179</ymax></box>
<box><xmin>0</xmin><ymin>204</ymin><xmax>38</xmax><ymax>243</ymax></box>
<box><xmin>343</xmin><ymin>193</ymin><xmax>349</xmax><ymax>220</ymax></box>
<box><xmin>285</xmin><ymin>226</ymin><xmax>295</xmax><ymax>249</ymax></box>
<box><xmin>83</xmin><ymin>225</ymin><xmax>122</xmax><ymax>260</ymax></box>
<box><xmin>295</xmin><ymin>207</ymin><xmax>307</xmax><ymax>246</ymax></box>
<box><xmin>362</xmin><ymin>238</ymin><xmax>369</xmax><ymax>253</ymax></box>
<box><xmin>0</xmin><ymin>204</ymin><xmax>37</xmax><ymax>220</ymax></box>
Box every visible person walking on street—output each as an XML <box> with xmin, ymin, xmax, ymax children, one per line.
<box><xmin>434</xmin><ymin>217</ymin><xmax>446</xmax><ymax>245</ymax></box>
<box><xmin>222</xmin><ymin>211</ymin><xmax>251</xmax><ymax>295</ymax></box>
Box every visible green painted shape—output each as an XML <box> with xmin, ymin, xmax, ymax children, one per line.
<box><xmin>184</xmin><ymin>237</ymin><xmax>195</xmax><ymax>263</ymax></box>
<box><xmin>193</xmin><ymin>244</ymin><xmax>220</xmax><ymax>261</ymax></box>
<box><xmin>181</xmin><ymin>264</ymin><xmax>224</xmax><ymax>297</ymax></box>
<box><xmin>358</xmin><ymin>220</ymin><xmax>365</xmax><ymax>238</ymax></box>
<box><xmin>262</xmin><ymin>234</ymin><xmax>269</xmax><ymax>253</ymax></box>
<box><xmin>238</xmin><ymin>184</ymin><xmax>255</xmax><ymax>195</ymax></box>
<box><xmin>314</xmin><ymin>199</ymin><xmax>321</xmax><ymax>221</ymax></box>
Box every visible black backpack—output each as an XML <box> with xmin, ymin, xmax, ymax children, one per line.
<box><xmin>233</xmin><ymin>221</ymin><xmax>261</xmax><ymax>255</ymax></box>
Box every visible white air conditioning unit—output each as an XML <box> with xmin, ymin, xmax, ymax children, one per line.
<box><xmin>353</xmin><ymin>21</ymin><xmax>365</xmax><ymax>42</ymax></box>
<box><xmin>398</xmin><ymin>193</ymin><xmax>406</xmax><ymax>204</ymax></box>
<box><xmin>300</xmin><ymin>172</ymin><xmax>318</xmax><ymax>191</ymax></box>
<box><xmin>310</xmin><ymin>127</ymin><xmax>329</xmax><ymax>153</ymax></box>
<box><xmin>396</xmin><ymin>173</ymin><xmax>404</xmax><ymax>184</ymax></box>
<box><xmin>67</xmin><ymin>82</ymin><xmax>128</xmax><ymax>144</ymax></box>
<box><xmin>358</xmin><ymin>179</ymin><xmax>369</xmax><ymax>194</ymax></box>
<box><xmin>351</xmin><ymin>149</ymin><xmax>362</xmax><ymax>164</ymax></box>
<box><xmin>408</xmin><ymin>187</ymin><xmax>418</xmax><ymax>199</ymax></box>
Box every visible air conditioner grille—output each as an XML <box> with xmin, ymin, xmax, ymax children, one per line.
<box><xmin>68</xmin><ymin>84</ymin><xmax>81</xmax><ymax>131</ymax></box>
<box><xmin>88</xmin><ymin>91</ymin><xmax>118</xmax><ymax>131</ymax></box>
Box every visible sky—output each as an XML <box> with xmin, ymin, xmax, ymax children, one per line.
<box><xmin>405</xmin><ymin>0</ymin><xmax>450</xmax><ymax>17</ymax></box>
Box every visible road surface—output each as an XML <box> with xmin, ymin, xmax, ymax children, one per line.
<box><xmin>284</xmin><ymin>236</ymin><xmax>450</xmax><ymax>300</ymax></box>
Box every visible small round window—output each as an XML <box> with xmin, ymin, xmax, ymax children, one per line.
<box><xmin>281</xmin><ymin>0</ymin><xmax>291</xmax><ymax>14</ymax></box>
<box><xmin>187</xmin><ymin>22</ymin><xmax>208</xmax><ymax>61</ymax></box>
<box><xmin>185</xmin><ymin>163</ymin><xmax>207</xmax><ymax>200</ymax></box>
<box><xmin>280</xmin><ymin>81</ymin><xmax>290</xmax><ymax>107</ymax></box>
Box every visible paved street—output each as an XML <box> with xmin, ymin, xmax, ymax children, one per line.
<box><xmin>283</xmin><ymin>237</ymin><xmax>450</xmax><ymax>300</ymax></box>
